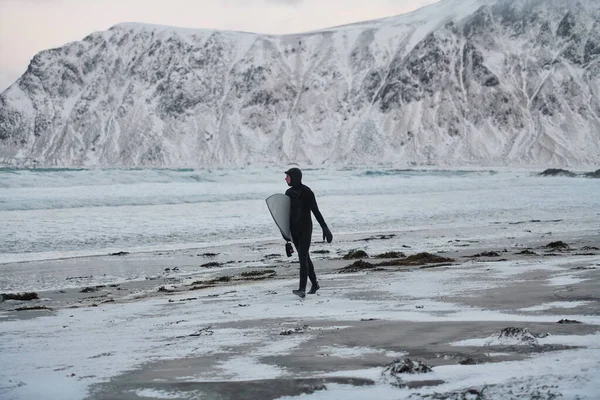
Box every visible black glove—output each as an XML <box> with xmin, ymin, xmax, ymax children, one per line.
<box><xmin>322</xmin><ymin>226</ymin><xmax>333</xmax><ymax>243</ymax></box>
<box><xmin>285</xmin><ymin>242</ymin><xmax>294</xmax><ymax>257</ymax></box>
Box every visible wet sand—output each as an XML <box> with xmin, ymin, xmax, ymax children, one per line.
<box><xmin>1</xmin><ymin>227</ymin><xmax>599</xmax><ymax>400</ymax></box>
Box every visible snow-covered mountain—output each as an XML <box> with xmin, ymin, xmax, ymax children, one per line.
<box><xmin>1</xmin><ymin>0</ymin><xmax>599</xmax><ymax>168</ymax></box>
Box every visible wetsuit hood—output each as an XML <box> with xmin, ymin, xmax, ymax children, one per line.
<box><xmin>285</xmin><ymin>168</ymin><xmax>303</xmax><ymax>188</ymax></box>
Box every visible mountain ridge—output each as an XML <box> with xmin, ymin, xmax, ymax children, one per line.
<box><xmin>1</xmin><ymin>0</ymin><xmax>599</xmax><ymax>168</ymax></box>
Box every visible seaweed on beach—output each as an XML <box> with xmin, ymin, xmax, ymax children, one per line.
<box><xmin>240</xmin><ymin>270</ymin><xmax>277</xmax><ymax>280</ymax></box>
<box><xmin>468</xmin><ymin>251</ymin><xmax>501</xmax><ymax>258</ymax></box>
<box><xmin>377</xmin><ymin>253</ymin><xmax>454</xmax><ymax>266</ymax></box>
<box><xmin>517</xmin><ymin>249</ymin><xmax>538</xmax><ymax>255</ymax></box>
<box><xmin>338</xmin><ymin>260</ymin><xmax>377</xmax><ymax>273</ymax></box>
<box><xmin>109</xmin><ymin>251</ymin><xmax>129</xmax><ymax>256</ymax></box>
<box><xmin>340</xmin><ymin>253</ymin><xmax>454</xmax><ymax>272</ymax></box>
<box><xmin>1</xmin><ymin>292</ymin><xmax>39</xmax><ymax>301</ymax></box>
<box><xmin>189</xmin><ymin>285</ymin><xmax>212</xmax><ymax>291</ymax></box>
<box><xmin>15</xmin><ymin>305</ymin><xmax>53</xmax><ymax>311</ymax></box>
<box><xmin>543</xmin><ymin>241</ymin><xmax>570</xmax><ymax>251</ymax></box>
<box><xmin>200</xmin><ymin>262</ymin><xmax>221</xmax><ymax>268</ymax></box>
<box><xmin>343</xmin><ymin>249</ymin><xmax>369</xmax><ymax>259</ymax></box>
<box><xmin>241</xmin><ymin>270</ymin><xmax>276</xmax><ymax>277</ymax></box>
<box><xmin>66</xmin><ymin>275</ymin><xmax>93</xmax><ymax>281</ymax></box>
<box><xmin>175</xmin><ymin>326</ymin><xmax>213</xmax><ymax>338</ymax></box>
<box><xmin>458</xmin><ymin>358</ymin><xmax>483</xmax><ymax>365</ymax></box>
<box><xmin>211</xmin><ymin>276</ymin><xmax>232</xmax><ymax>283</ymax></box>
<box><xmin>280</xmin><ymin>325</ymin><xmax>309</xmax><ymax>335</ymax></box>
<box><xmin>357</xmin><ymin>234</ymin><xmax>396</xmax><ymax>241</ymax></box>
<box><xmin>382</xmin><ymin>358</ymin><xmax>432</xmax><ymax>387</ymax></box>
<box><xmin>199</xmin><ymin>252</ymin><xmax>219</xmax><ymax>257</ymax></box>
<box><xmin>415</xmin><ymin>388</ymin><xmax>486</xmax><ymax>400</ymax></box>
<box><xmin>80</xmin><ymin>287</ymin><xmax>100</xmax><ymax>293</ymax></box>
<box><xmin>190</xmin><ymin>276</ymin><xmax>232</xmax><ymax>287</ymax></box>
<box><xmin>385</xmin><ymin>358</ymin><xmax>432</xmax><ymax>374</ymax></box>
<box><xmin>374</xmin><ymin>251</ymin><xmax>406</xmax><ymax>259</ymax></box>
<box><xmin>485</xmin><ymin>327</ymin><xmax>548</xmax><ymax>347</ymax></box>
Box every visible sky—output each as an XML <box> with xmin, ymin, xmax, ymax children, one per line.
<box><xmin>0</xmin><ymin>0</ymin><xmax>438</xmax><ymax>92</ymax></box>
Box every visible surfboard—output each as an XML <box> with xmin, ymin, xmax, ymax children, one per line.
<box><xmin>266</xmin><ymin>194</ymin><xmax>292</xmax><ymax>241</ymax></box>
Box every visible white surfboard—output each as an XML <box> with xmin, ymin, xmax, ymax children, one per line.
<box><xmin>266</xmin><ymin>194</ymin><xmax>292</xmax><ymax>241</ymax></box>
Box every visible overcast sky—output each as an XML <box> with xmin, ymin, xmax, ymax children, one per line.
<box><xmin>0</xmin><ymin>0</ymin><xmax>438</xmax><ymax>92</ymax></box>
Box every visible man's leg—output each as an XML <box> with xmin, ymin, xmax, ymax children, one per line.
<box><xmin>297</xmin><ymin>246</ymin><xmax>310</xmax><ymax>292</ymax></box>
<box><xmin>307</xmin><ymin>255</ymin><xmax>320</xmax><ymax>294</ymax></box>
<box><xmin>307</xmin><ymin>255</ymin><xmax>317</xmax><ymax>285</ymax></box>
<box><xmin>293</xmin><ymin>230</ymin><xmax>312</xmax><ymax>296</ymax></box>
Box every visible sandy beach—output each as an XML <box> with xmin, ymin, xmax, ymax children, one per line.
<box><xmin>1</xmin><ymin>220</ymin><xmax>599</xmax><ymax>400</ymax></box>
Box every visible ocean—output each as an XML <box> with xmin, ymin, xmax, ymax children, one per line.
<box><xmin>1</xmin><ymin>167</ymin><xmax>599</xmax><ymax>266</ymax></box>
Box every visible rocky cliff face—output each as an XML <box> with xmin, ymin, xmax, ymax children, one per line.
<box><xmin>1</xmin><ymin>0</ymin><xmax>599</xmax><ymax>168</ymax></box>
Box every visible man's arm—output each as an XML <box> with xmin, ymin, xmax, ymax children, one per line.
<box><xmin>308</xmin><ymin>190</ymin><xmax>333</xmax><ymax>243</ymax></box>
<box><xmin>308</xmin><ymin>190</ymin><xmax>326</xmax><ymax>228</ymax></box>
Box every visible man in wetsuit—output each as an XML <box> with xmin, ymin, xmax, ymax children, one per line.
<box><xmin>285</xmin><ymin>168</ymin><xmax>333</xmax><ymax>298</ymax></box>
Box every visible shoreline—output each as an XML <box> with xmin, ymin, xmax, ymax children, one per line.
<box><xmin>2</xmin><ymin>219</ymin><xmax>598</xmax><ymax>294</ymax></box>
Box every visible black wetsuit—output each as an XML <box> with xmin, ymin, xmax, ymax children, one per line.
<box><xmin>285</xmin><ymin>168</ymin><xmax>330</xmax><ymax>292</ymax></box>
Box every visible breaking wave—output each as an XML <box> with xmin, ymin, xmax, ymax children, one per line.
<box><xmin>361</xmin><ymin>169</ymin><xmax>498</xmax><ymax>177</ymax></box>
<box><xmin>0</xmin><ymin>168</ymin><xmax>214</xmax><ymax>189</ymax></box>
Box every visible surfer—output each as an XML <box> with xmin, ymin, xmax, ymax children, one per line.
<box><xmin>285</xmin><ymin>167</ymin><xmax>333</xmax><ymax>298</ymax></box>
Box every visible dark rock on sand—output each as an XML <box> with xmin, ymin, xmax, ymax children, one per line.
<box><xmin>1</xmin><ymin>292</ymin><xmax>39</xmax><ymax>301</ymax></box>
<box><xmin>539</xmin><ymin>168</ymin><xmax>576</xmax><ymax>177</ymax></box>
<box><xmin>557</xmin><ymin>319</ymin><xmax>582</xmax><ymax>324</ymax></box>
